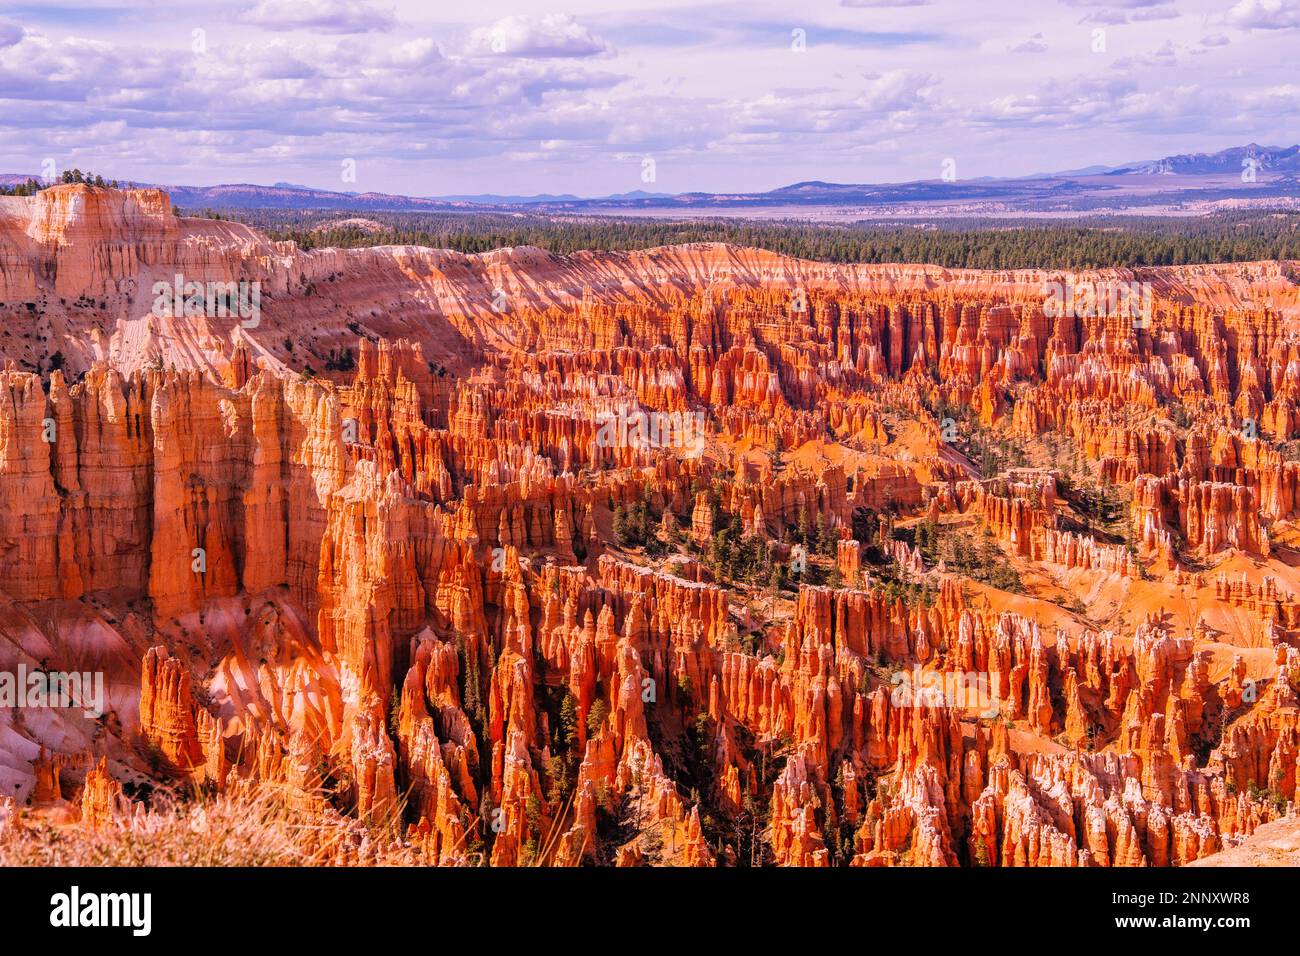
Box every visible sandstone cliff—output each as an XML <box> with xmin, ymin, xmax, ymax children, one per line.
<box><xmin>3</xmin><ymin>186</ymin><xmax>1300</xmax><ymax>866</ymax></box>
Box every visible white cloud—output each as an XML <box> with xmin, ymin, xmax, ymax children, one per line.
<box><xmin>1012</xmin><ymin>33</ymin><xmax>1049</xmax><ymax>53</ymax></box>
<box><xmin>1226</xmin><ymin>0</ymin><xmax>1300</xmax><ymax>28</ymax></box>
<box><xmin>1130</xmin><ymin>5</ymin><xmax>1182</xmax><ymax>19</ymax></box>
<box><xmin>469</xmin><ymin>15</ymin><xmax>611</xmax><ymax>58</ymax></box>
<box><xmin>1063</xmin><ymin>0</ymin><xmax>1171</xmax><ymax>7</ymax></box>
<box><xmin>0</xmin><ymin>0</ymin><xmax>1296</xmax><ymax>194</ymax></box>
<box><xmin>244</xmin><ymin>0</ymin><xmax>396</xmax><ymax>34</ymax></box>
<box><xmin>1112</xmin><ymin>39</ymin><xmax>1181</xmax><ymax>68</ymax></box>
<box><xmin>0</xmin><ymin>18</ymin><xmax>25</xmax><ymax>48</ymax></box>
<box><xmin>1078</xmin><ymin>4</ymin><xmax>1179</xmax><ymax>23</ymax></box>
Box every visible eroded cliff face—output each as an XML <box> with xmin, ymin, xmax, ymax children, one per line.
<box><xmin>4</xmin><ymin>185</ymin><xmax>1300</xmax><ymax>866</ymax></box>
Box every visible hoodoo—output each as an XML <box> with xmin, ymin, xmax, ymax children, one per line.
<box><xmin>2</xmin><ymin>185</ymin><xmax>1299</xmax><ymax>867</ymax></box>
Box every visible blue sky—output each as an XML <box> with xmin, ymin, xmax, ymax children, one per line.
<box><xmin>0</xmin><ymin>0</ymin><xmax>1297</xmax><ymax>195</ymax></box>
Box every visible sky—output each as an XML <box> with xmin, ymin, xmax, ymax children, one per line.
<box><xmin>0</xmin><ymin>0</ymin><xmax>1297</xmax><ymax>196</ymax></box>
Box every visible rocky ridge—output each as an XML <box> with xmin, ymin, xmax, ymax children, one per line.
<box><xmin>2</xmin><ymin>184</ymin><xmax>1299</xmax><ymax>867</ymax></box>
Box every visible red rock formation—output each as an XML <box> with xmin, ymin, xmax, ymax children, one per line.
<box><xmin>140</xmin><ymin>647</ymin><xmax>206</xmax><ymax>772</ymax></box>
<box><xmin>80</xmin><ymin>757</ymin><xmax>126</xmax><ymax>830</ymax></box>
<box><xmin>4</xmin><ymin>186</ymin><xmax>1300</xmax><ymax>867</ymax></box>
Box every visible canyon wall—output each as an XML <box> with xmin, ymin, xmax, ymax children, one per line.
<box><xmin>3</xmin><ymin>184</ymin><xmax>1300</xmax><ymax>866</ymax></box>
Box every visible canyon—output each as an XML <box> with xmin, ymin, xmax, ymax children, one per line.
<box><xmin>1</xmin><ymin>184</ymin><xmax>1299</xmax><ymax>866</ymax></box>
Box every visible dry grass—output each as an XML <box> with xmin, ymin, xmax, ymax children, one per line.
<box><xmin>0</xmin><ymin>783</ymin><xmax>426</xmax><ymax>867</ymax></box>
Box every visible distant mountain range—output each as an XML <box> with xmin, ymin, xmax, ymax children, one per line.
<box><xmin>434</xmin><ymin>189</ymin><xmax>674</xmax><ymax>205</ymax></box>
<box><xmin>4</xmin><ymin>143</ymin><xmax>1298</xmax><ymax>219</ymax></box>
<box><xmin>1107</xmin><ymin>143</ymin><xmax>1300</xmax><ymax>176</ymax></box>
